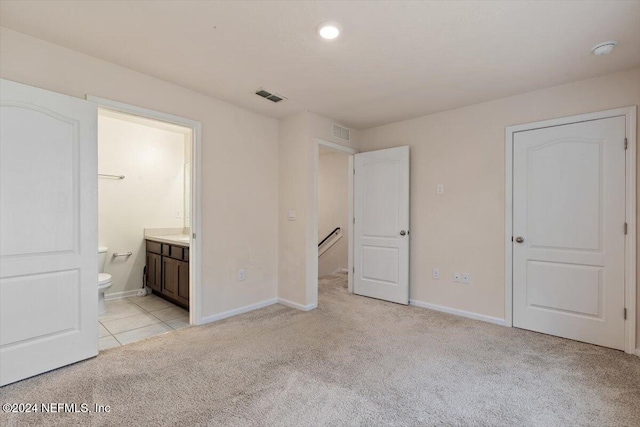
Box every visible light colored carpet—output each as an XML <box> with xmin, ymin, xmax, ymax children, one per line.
<box><xmin>1</xmin><ymin>274</ymin><xmax>639</xmax><ymax>426</ymax></box>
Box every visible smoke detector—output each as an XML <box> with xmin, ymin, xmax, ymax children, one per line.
<box><xmin>591</xmin><ymin>41</ymin><xmax>617</xmax><ymax>56</ymax></box>
<box><xmin>255</xmin><ymin>88</ymin><xmax>287</xmax><ymax>103</ymax></box>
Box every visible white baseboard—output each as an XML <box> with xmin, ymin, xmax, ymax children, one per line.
<box><xmin>278</xmin><ymin>298</ymin><xmax>317</xmax><ymax>311</ymax></box>
<box><xmin>409</xmin><ymin>299</ymin><xmax>507</xmax><ymax>326</ymax></box>
<box><xmin>105</xmin><ymin>289</ymin><xmax>140</xmax><ymax>301</ymax></box>
<box><xmin>199</xmin><ymin>298</ymin><xmax>278</xmax><ymax>325</ymax></box>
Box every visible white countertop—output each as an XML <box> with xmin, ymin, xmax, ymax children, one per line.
<box><xmin>145</xmin><ymin>234</ymin><xmax>190</xmax><ymax>247</ymax></box>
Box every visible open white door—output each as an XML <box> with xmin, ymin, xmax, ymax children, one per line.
<box><xmin>1</xmin><ymin>79</ymin><xmax>98</xmax><ymax>386</ymax></box>
<box><xmin>354</xmin><ymin>146</ymin><xmax>409</xmax><ymax>304</ymax></box>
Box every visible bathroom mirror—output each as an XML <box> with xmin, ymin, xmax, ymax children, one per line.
<box><xmin>184</xmin><ymin>162</ymin><xmax>191</xmax><ymax>228</ymax></box>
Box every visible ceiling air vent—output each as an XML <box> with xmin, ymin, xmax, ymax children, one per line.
<box><xmin>255</xmin><ymin>88</ymin><xmax>286</xmax><ymax>103</ymax></box>
<box><xmin>332</xmin><ymin>123</ymin><xmax>351</xmax><ymax>142</ymax></box>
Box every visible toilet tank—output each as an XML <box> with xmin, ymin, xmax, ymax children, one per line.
<box><xmin>98</xmin><ymin>247</ymin><xmax>108</xmax><ymax>273</ymax></box>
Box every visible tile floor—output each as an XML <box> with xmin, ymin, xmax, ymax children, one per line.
<box><xmin>98</xmin><ymin>293</ymin><xmax>189</xmax><ymax>351</ymax></box>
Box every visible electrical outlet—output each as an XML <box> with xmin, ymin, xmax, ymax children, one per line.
<box><xmin>462</xmin><ymin>273</ymin><xmax>470</xmax><ymax>284</ymax></box>
<box><xmin>175</xmin><ymin>210</ymin><xmax>181</xmax><ymax>218</ymax></box>
<box><xmin>237</xmin><ymin>268</ymin><xmax>246</xmax><ymax>281</ymax></box>
<box><xmin>432</xmin><ymin>268</ymin><xmax>440</xmax><ymax>279</ymax></box>
<box><xmin>436</xmin><ymin>184</ymin><xmax>444</xmax><ymax>195</ymax></box>
<box><xmin>453</xmin><ymin>272</ymin><xmax>461</xmax><ymax>283</ymax></box>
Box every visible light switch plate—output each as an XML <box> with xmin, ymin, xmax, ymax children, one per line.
<box><xmin>287</xmin><ymin>210</ymin><xmax>296</xmax><ymax>221</ymax></box>
<box><xmin>453</xmin><ymin>272</ymin><xmax>461</xmax><ymax>283</ymax></box>
<box><xmin>462</xmin><ymin>273</ymin><xmax>470</xmax><ymax>284</ymax></box>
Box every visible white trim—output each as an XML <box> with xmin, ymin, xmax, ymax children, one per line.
<box><xmin>87</xmin><ymin>95</ymin><xmax>204</xmax><ymax>327</ymax></box>
<box><xmin>313</xmin><ymin>138</ymin><xmax>358</xmax><ymax>304</ymax></box>
<box><xmin>409</xmin><ymin>299</ymin><xmax>507</xmax><ymax>326</ymax></box>
<box><xmin>505</xmin><ymin>125</ymin><xmax>514</xmax><ymax>328</ymax></box>
<box><xmin>505</xmin><ymin>106</ymin><xmax>637</xmax><ymax>354</ymax></box>
<box><xmin>347</xmin><ymin>155</ymin><xmax>354</xmax><ymax>294</ymax></box>
<box><xmin>199</xmin><ymin>298</ymin><xmax>278</xmax><ymax>324</ymax></box>
<box><xmin>316</xmin><ymin>138</ymin><xmax>357</xmax><ymax>155</ymax></box>
<box><xmin>104</xmin><ymin>289</ymin><xmax>140</xmax><ymax>301</ymax></box>
<box><xmin>278</xmin><ymin>298</ymin><xmax>318</xmax><ymax>311</ymax></box>
<box><xmin>624</xmin><ymin>107</ymin><xmax>637</xmax><ymax>356</ymax></box>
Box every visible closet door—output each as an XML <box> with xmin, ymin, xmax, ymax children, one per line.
<box><xmin>512</xmin><ymin>116</ymin><xmax>626</xmax><ymax>350</ymax></box>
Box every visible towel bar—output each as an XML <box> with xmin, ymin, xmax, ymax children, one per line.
<box><xmin>112</xmin><ymin>251</ymin><xmax>133</xmax><ymax>258</ymax></box>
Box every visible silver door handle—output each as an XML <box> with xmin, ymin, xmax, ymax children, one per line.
<box><xmin>400</xmin><ymin>230</ymin><xmax>406</xmax><ymax>236</ymax></box>
<box><xmin>515</xmin><ymin>236</ymin><xmax>524</xmax><ymax>243</ymax></box>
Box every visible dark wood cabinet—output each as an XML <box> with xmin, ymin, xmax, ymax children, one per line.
<box><xmin>177</xmin><ymin>260</ymin><xmax>189</xmax><ymax>305</ymax></box>
<box><xmin>146</xmin><ymin>240</ymin><xmax>189</xmax><ymax>309</ymax></box>
<box><xmin>162</xmin><ymin>257</ymin><xmax>179</xmax><ymax>299</ymax></box>
<box><xmin>146</xmin><ymin>252</ymin><xmax>162</xmax><ymax>292</ymax></box>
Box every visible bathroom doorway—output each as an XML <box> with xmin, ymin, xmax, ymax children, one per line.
<box><xmin>92</xmin><ymin>97</ymin><xmax>201</xmax><ymax>351</ymax></box>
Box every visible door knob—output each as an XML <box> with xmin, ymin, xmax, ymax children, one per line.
<box><xmin>515</xmin><ymin>236</ymin><xmax>524</xmax><ymax>243</ymax></box>
<box><xmin>400</xmin><ymin>230</ymin><xmax>406</xmax><ymax>236</ymax></box>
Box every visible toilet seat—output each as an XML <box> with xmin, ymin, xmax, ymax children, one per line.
<box><xmin>98</xmin><ymin>273</ymin><xmax>112</xmax><ymax>289</ymax></box>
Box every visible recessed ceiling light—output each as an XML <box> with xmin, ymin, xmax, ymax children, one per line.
<box><xmin>591</xmin><ymin>41</ymin><xmax>617</xmax><ymax>56</ymax></box>
<box><xmin>317</xmin><ymin>22</ymin><xmax>341</xmax><ymax>40</ymax></box>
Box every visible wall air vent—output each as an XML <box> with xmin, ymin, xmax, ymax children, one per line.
<box><xmin>255</xmin><ymin>88</ymin><xmax>286</xmax><ymax>103</ymax></box>
<box><xmin>332</xmin><ymin>123</ymin><xmax>351</xmax><ymax>142</ymax></box>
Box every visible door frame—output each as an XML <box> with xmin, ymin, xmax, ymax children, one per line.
<box><xmin>313</xmin><ymin>138</ymin><xmax>357</xmax><ymax>305</ymax></box>
<box><xmin>86</xmin><ymin>95</ymin><xmax>203</xmax><ymax>326</ymax></box>
<box><xmin>504</xmin><ymin>106</ymin><xmax>637</xmax><ymax>354</ymax></box>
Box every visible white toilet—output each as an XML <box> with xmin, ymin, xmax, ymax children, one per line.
<box><xmin>98</xmin><ymin>247</ymin><xmax>113</xmax><ymax>315</ymax></box>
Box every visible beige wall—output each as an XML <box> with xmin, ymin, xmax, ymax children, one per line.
<box><xmin>360</xmin><ymin>68</ymin><xmax>640</xmax><ymax>347</ymax></box>
<box><xmin>278</xmin><ymin>113</ymin><xmax>311</xmax><ymax>305</ymax></box>
<box><xmin>98</xmin><ymin>111</ymin><xmax>187</xmax><ymax>296</ymax></box>
<box><xmin>0</xmin><ymin>27</ymin><xmax>280</xmax><ymax>320</ymax></box>
<box><xmin>318</xmin><ymin>150</ymin><xmax>350</xmax><ymax>277</ymax></box>
<box><xmin>278</xmin><ymin>112</ymin><xmax>358</xmax><ymax>307</ymax></box>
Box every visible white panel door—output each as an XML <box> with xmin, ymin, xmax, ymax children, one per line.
<box><xmin>0</xmin><ymin>79</ymin><xmax>98</xmax><ymax>385</ymax></box>
<box><xmin>354</xmin><ymin>146</ymin><xmax>409</xmax><ymax>304</ymax></box>
<box><xmin>513</xmin><ymin>116</ymin><xmax>626</xmax><ymax>350</ymax></box>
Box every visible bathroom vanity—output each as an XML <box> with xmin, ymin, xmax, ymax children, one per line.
<box><xmin>145</xmin><ymin>234</ymin><xmax>190</xmax><ymax>309</ymax></box>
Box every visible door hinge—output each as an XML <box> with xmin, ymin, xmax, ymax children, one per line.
<box><xmin>624</xmin><ymin>308</ymin><xmax>627</xmax><ymax>320</ymax></box>
<box><xmin>192</xmin><ymin>233</ymin><xmax>196</xmax><ymax>239</ymax></box>
<box><xmin>624</xmin><ymin>223</ymin><xmax>628</xmax><ymax>235</ymax></box>
<box><xmin>624</xmin><ymin>137</ymin><xmax>628</xmax><ymax>150</ymax></box>
<box><xmin>511</xmin><ymin>236</ymin><xmax>514</xmax><ymax>242</ymax></box>
<box><xmin>353</xmin><ymin>267</ymin><xmax>355</xmax><ymax>274</ymax></box>
<box><xmin>353</xmin><ymin>168</ymin><xmax>356</xmax><ymax>175</ymax></box>
<box><xmin>353</xmin><ymin>217</ymin><xmax>355</xmax><ymax>224</ymax></box>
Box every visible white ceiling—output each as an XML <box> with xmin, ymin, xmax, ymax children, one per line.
<box><xmin>1</xmin><ymin>1</ymin><xmax>638</xmax><ymax>129</ymax></box>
